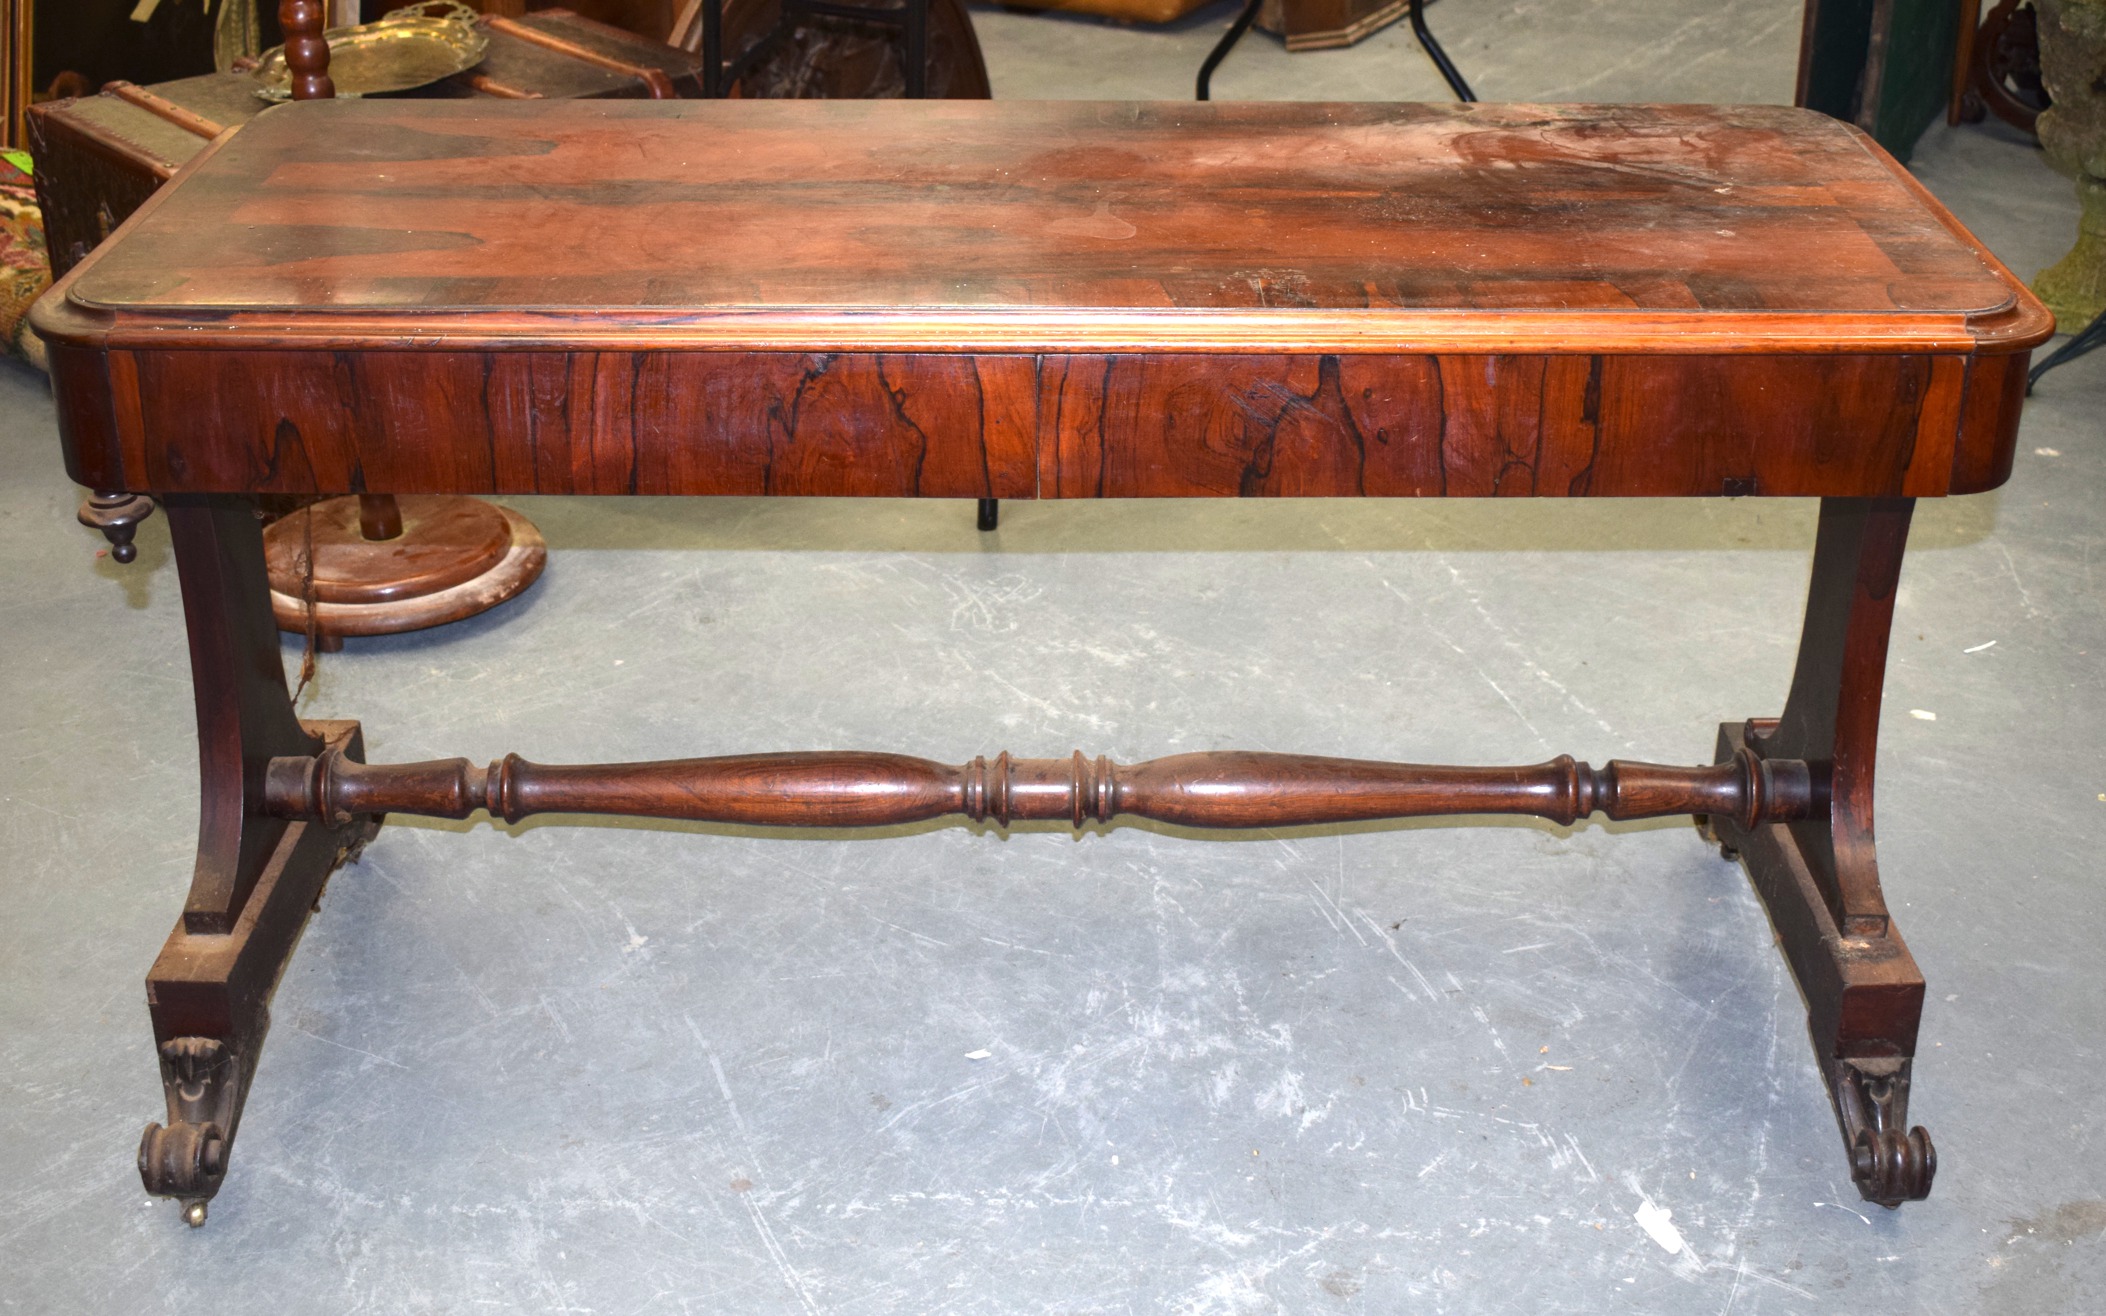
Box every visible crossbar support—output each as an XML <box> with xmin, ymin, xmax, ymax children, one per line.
<box><xmin>265</xmin><ymin>745</ymin><xmax>1814</xmax><ymax>833</ymax></box>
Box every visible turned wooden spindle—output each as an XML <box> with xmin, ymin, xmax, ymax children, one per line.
<box><xmin>279</xmin><ymin>0</ymin><xmax>335</xmax><ymax>102</ymax></box>
<box><xmin>278</xmin><ymin>0</ymin><xmax>389</xmax><ymax>547</ymax></box>
<box><xmin>265</xmin><ymin>745</ymin><xmax>1817</xmax><ymax>833</ymax></box>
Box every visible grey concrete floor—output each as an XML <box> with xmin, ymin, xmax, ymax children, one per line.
<box><xmin>4</xmin><ymin>3</ymin><xmax>2105</xmax><ymax>1312</ymax></box>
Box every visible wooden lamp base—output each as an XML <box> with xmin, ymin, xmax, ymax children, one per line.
<box><xmin>262</xmin><ymin>495</ymin><xmax>546</xmax><ymax>645</ymax></box>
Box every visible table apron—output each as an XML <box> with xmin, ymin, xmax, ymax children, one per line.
<box><xmin>54</xmin><ymin>346</ymin><xmax>2026</xmax><ymax>500</ymax></box>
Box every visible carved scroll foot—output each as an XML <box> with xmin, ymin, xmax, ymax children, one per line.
<box><xmin>141</xmin><ymin>720</ymin><xmax>376</xmax><ymax>1223</ymax></box>
<box><xmin>1838</xmin><ymin>1058</ymin><xmax>1936</xmax><ymax>1207</ymax></box>
<box><xmin>139</xmin><ymin>1038</ymin><xmax>239</xmax><ymax>1226</ymax></box>
<box><xmin>140</xmin><ymin>721</ymin><xmax>376</xmax><ymax>1224</ymax></box>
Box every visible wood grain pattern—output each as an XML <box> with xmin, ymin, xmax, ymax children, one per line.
<box><xmin>108</xmin><ymin>350</ymin><xmax>1039</xmax><ymax>498</ymax></box>
<box><xmin>50</xmin><ymin>99</ymin><xmax>2044</xmax><ymax>348</ymax></box>
<box><xmin>29</xmin><ymin>99</ymin><xmax>2050</xmax><ymax>503</ymax></box>
<box><xmin>1038</xmin><ymin>352</ymin><xmax>1970</xmax><ymax>499</ymax></box>
<box><xmin>38</xmin><ymin>342</ymin><xmax>2000</xmax><ymax>499</ymax></box>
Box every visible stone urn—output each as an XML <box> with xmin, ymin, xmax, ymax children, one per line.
<box><xmin>2033</xmin><ymin>0</ymin><xmax>2106</xmax><ymax>325</ymax></box>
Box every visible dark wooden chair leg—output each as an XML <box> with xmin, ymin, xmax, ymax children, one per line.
<box><xmin>138</xmin><ymin>495</ymin><xmax>378</xmax><ymax>1226</ymax></box>
<box><xmin>1705</xmin><ymin>496</ymin><xmax>1935</xmax><ymax>1208</ymax></box>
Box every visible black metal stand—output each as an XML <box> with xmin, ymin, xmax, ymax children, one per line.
<box><xmin>2027</xmin><ymin>306</ymin><xmax>2106</xmax><ymax>392</ymax></box>
<box><xmin>1196</xmin><ymin>0</ymin><xmax>1265</xmax><ymax>101</ymax></box>
<box><xmin>1198</xmin><ymin>0</ymin><xmax>1473</xmax><ymax>102</ymax></box>
<box><xmin>699</xmin><ymin>0</ymin><xmax>931</xmax><ymax>98</ymax></box>
<box><xmin>1406</xmin><ymin>0</ymin><xmax>1472</xmax><ymax>100</ymax></box>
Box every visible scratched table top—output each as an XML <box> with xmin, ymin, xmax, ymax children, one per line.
<box><xmin>60</xmin><ymin>98</ymin><xmax>2042</xmax><ymax>355</ymax></box>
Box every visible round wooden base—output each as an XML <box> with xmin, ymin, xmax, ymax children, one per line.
<box><xmin>263</xmin><ymin>496</ymin><xmax>546</xmax><ymax>639</ymax></box>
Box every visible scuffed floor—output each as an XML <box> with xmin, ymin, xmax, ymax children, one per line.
<box><xmin>3</xmin><ymin>2</ymin><xmax>2104</xmax><ymax>1311</ymax></box>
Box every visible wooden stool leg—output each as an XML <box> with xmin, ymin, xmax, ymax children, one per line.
<box><xmin>137</xmin><ymin>495</ymin><xmax>378</xmax><ymax>1226</ymax></box>
<box><xmin>1706</xmin><ymin>496</ymin><xmax>1935</xmax><ymax>1208</ymax></box>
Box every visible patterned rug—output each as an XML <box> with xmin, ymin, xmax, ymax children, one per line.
<box><xmin>0</xmin><ymin>151</ymin><xmax>51</xmax><ymax>372</ymax></box>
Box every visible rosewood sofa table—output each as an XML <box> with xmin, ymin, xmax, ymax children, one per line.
<box><xmin>32</xmin><ymin>96</ymin><xmax>2050</xmax><ymax>1226</ymax></box>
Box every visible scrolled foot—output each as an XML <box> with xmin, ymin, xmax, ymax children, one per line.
<box><xmin>140</xmin><ymin>1035</ymin><xmax>245</xmax><ymax>1220</ymax></box>
<box><xmin>1853</xmin><ymin>1125</ymin><xmax>1936</xmax><ymax>1208</ymax></box>
<box><xmin>1836</xmin><ymin>1058</ymin><xmax>1935</xmax><ymax>1207</ymax></box>
<box><xmin>138</xmin><ymin>1119</ymin><xmax>228</xmax><ymax>1203</ymax></box>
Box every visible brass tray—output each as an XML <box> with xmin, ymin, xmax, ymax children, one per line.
<box><xmin>252</xmin><ymin>3</ymin><xmax>488</xmax><ymax>102</ymax></box>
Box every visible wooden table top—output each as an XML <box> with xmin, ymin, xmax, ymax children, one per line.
<box><xmin>34</xmin><ymin>99</ymin><xmax>2052</xmax><ymax>503</ymax></box>
<box><xmin>56</xmin><ymin>99</ymin><xmax>2048</xmax><ymax>356</ymax></box>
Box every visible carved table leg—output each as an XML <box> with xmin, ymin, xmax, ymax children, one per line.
<box><xmin>139</xmin><ymin>495</ymin><xmax>379</xmax><ymax>1225</ymax></box>
<box><xmin>1704</xmin><ymin>496</ymin><xmax>1935</xmax><ymax>1207</ymax></box>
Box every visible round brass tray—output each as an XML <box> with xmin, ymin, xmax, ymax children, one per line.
<box><xmin>252</xmin><ymin>4</ymin><xmax>488</xmax><ymax>102</ymax></box>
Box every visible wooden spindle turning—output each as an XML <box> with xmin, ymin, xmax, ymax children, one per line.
<box><xmin>279</xmin><ymin>0</ymin><xmax>335</xmax><ymax>102</ymax></box>
<box><xmin>264</xmin><ymin>745</ymin><xmax>1816</xmax><ymax>833</ymax></box>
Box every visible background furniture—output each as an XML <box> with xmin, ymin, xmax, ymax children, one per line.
<box><xmin>991</xmin><ymin>0</ymin><xmax>1210</xmax><ymax>25</ymax></box>
<box><xmin>1253</xmin><ymin>0</ymin><xmax>1430</xmax><ymax>52</ymax></box>
<box><xmin>1200</xmin><ymin>0</ymin><xmax>1468</xmax><ymax>99</ymax></box>
<box><xmin>672</xmin><ymin>0</ymin><xmax>990</xmax><ymax>99</ymax></box>
<box><xmin>32</xmin><ymin>6</ymin><xmax>715</xmax><ymax>642</ymax></box>
<box><xmin>2027</xmin><ymin>0</ymin><xmax>2106</xmax><ymax>387</ymax></box>
<box><xmin>27</xmin><ymin>8</ymin><xmax>711</xmax><ymax>280</ymax></box>
<box><xmin>1953</xmin><ymin>0</ymin><xmax>2050</xmax><ymax>133</ymax></box>
<box><xmin>1797</xmin><ymin>0</ymin><xmax>1964</xmax><ymax>160</ymax></box>
<box><xmin>10</xmin><ymin>0</ymin><xmax>219</xmax><ymax>135</ymax></box>
<box><xmin>999</xmin><ymin>0</ymin><xmax>1426</xmax><ymax>52</ymax></box>
<box><xmin>2031</xmin><ymin>0</ymin><xmax>2104</xmax><ymax>326</ymax></box>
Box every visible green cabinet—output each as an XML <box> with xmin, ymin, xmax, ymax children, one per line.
<box><xmin>1799</xmin><ymin>0</ymin><xmax>1964</xmax><ymax>161</ymax></box>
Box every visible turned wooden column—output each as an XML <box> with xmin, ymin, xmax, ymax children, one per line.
<box><xmin>259</xmin><ymin>0</ymin><xmax>546</xmax><ymax>647</ymax></box>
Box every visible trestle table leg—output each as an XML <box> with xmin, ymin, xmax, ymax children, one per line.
<box><xmin>138</xmin><ymin>496</ymin><xmax>379</xmax><ymax>1224</ymax></box>
<box><xmin>1704</xmin><ymin>496</ymin><xmax>1935</xmax><ymax>1208</ymax></box>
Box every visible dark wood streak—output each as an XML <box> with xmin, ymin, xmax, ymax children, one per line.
<box><xmin>1569</xmin><ymin>356</ymin><xmax>1605</xmax><ymax>495</ymax></box>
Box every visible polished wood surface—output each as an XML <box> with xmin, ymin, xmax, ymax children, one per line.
<box><xmin>54</xmin><ymin>99</ymin><xmax>2038</xmax><ymax>336</ymax></box>
<box><xmin>46</xmin><ymin>345</ymin><xmax>2004</xmax><ymax>501</ymax></box>
<box><xmin>263</xmin><ymin>745</ymin><xmax>1814</xmax><ymax>831</ymax></box>
<box><xmin>32</xmin><ymin>99</ymin><xmax>2050</xmax><ymax>503</ymax></box>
